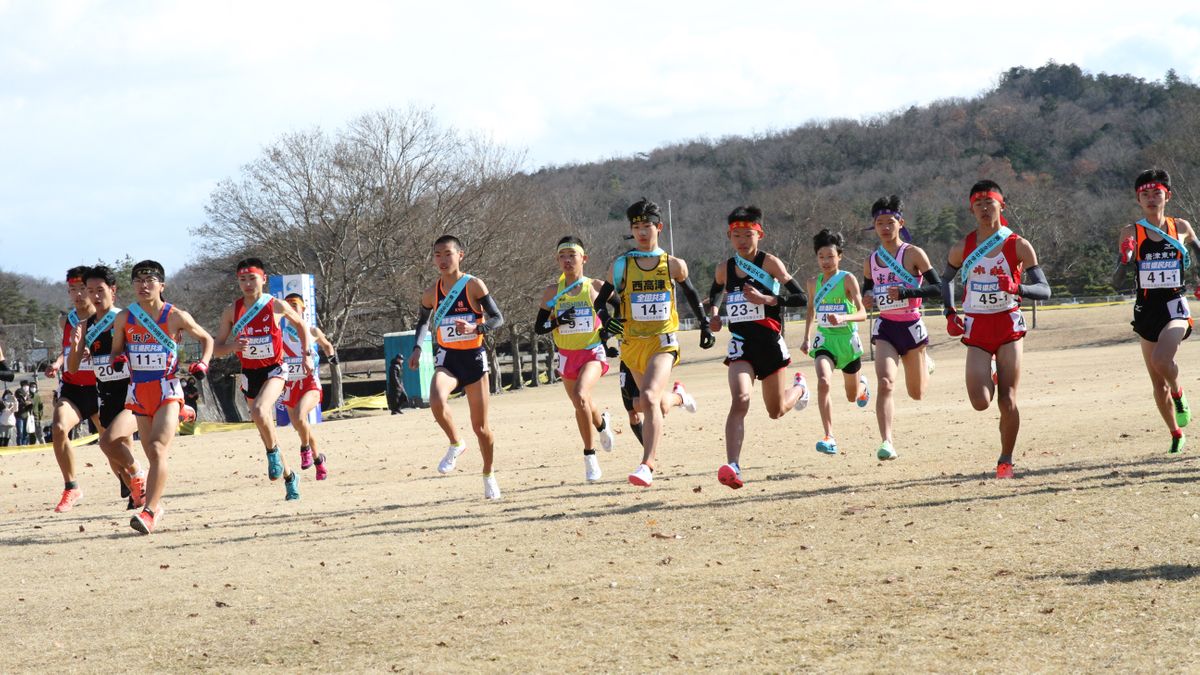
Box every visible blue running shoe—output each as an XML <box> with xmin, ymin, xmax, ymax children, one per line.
<box><xmin>816</xmin><ymin>436</ymin><xmax>838</xmax><ymax>455</ymax></box>
<box><xmin>284</xmin><ymin>471</ymin><xmax>300</xmax><ymax>500</ymax></box>
<box><xmin>267</xmin><ymin>447</ymin><xmax>284</xmax><ymax>481</ymax></box>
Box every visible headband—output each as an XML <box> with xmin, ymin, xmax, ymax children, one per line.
<box><xmin>728</xmin><ymin>220</ymin><xmax>764</xmax><ymax>234</ymax></box>
<box><xmin>132</xmin><ymin>267</ymin><xmax>163</xmax><ymax>280</ymax></box>
<box><xmin>66</xmin><ymin>276</ymin><xmax>83</xmax><ymax>284</ymax></box>
<box><xmin>237</xmin><ymin>266</ymin><xmax>266</xmax><ymax>277</ymax></box>
<box><xmin>557</xmin><ymin>243</ymin><xmax>585</xmax><ymax>255</ymax></box>
<box><xmin>871</xmin><ymin>209</ymin><xmax>903</xmax><ymax>219</ymax></box>
<box><xmin>969</xmin><ymin>190</ymin><xmax>1005</xmax><ymax>206</ymax></box>
<box><xmin>1137</xmin><ymin>182</ymin><xmax>1171</xmax><ymax>196</ymax></box>
<box><xmin>629</xmin><ymin>214</ymin><xmax>660</xmax><ymax>225</ymax></box>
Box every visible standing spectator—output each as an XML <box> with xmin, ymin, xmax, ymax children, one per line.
<box><xmin>14</xmin><ymin>381</ymin><xmax>32</xmax><ymax>445</ymax></box>
<box><xmin>0</xmin><ymin>389</ymin><xmax>15</xmax><ymax>446</ymax></box>
<box><xmin>182</xmin><ymin>376</ymin><xmax>201</xmax><ymax>416</ymax></box>
<box><xmin>30</xmin><ymin>381</ymin><xmax>45</xmax><ymax>443</ymax></box>
<box><xmin>387</xmin><ymin>354</ymin><xmax>408</xmax><ymax>414</ymax></box>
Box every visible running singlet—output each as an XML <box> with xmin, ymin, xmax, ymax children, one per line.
<box><xmin>234</xmin><ymin>296</ymin><xmax>283</xmax><ymax>368</ymax></box>
<box><xmin>86</xmin><ymin>311</ymin><xmax>129</xmax><ymax>384</ymax></box>
<box><xmin>869</xmin><ymin>243</ymin><xmax>922</xmax><ymax>321</ymax></box>
<box><xmin>724</xmin><ymin>252</ymin><xmax>782</xmax><ymax>332</ymax></box>
<box><xmin>1135</xmin><ymin>217</ymin><xmax>1186</xmax><ymax>297</ymax></box>
<box><xmin>619</xmin><ymin>252</ymin><xmax>679</xmax><ymax>338</ymax></box>
<box><xmin>553</xmin><ymin>277</ymin><xmax>601</xmax><ymax>351</ymax></box>
<box><xmin>434</xmin><ymin>277</ymin><xmax>484</xmax><ymax>350</ymax></box>
<box><xmin>960</xmin><ymin>231</ymin><xmax>1022</xmax><ymax>315</ymax></box>
<box><xmin>61</xmin><ymin>313</ymin><xmax>97</xmax><ymax>387</ymax></box>
<box><xmin>814</xmin><ymin>272</ymin><xmax>857</xmax><ymax>334</ymax></box>
<box><xmin>279</xmin><ymin>319</ymin><xmax>316</xmax><ymax>381</ymax></box>
<box><xmin>124</xmin><ymin>304</ymin><xmax>179</xmax><ymax>383</ymax></box>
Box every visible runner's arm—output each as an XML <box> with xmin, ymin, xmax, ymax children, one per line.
<box><xmin>412</xmin><ymin>304</ymin><xmax>433</xmax><ymax>348</ymax></box>
<box><xmin>211</xmin><ymin>306</ymin><xmax>240</xmax><ymax>358</ymax></box>
<box><xmin>840</xmin><ymin>275</ymin><xmax>869</xmax><ymax>323</ymax></box>
<box><xmin>476</xmin><ymin>295</ymin><xmax>504</xmax><ymax>335</ymax></box>
<box><xmin>898</xmin><ymin>269</ymin><xmax>943</xmax><ymax>300</ymax></box>
<box><xmin>939</xmin><ymin>263</ymin><xmax>960</xmax><ymax>316</ymax></box>
<box><xmin>310</xmin><ymin>327</ymin><xmax>336</xmax><ymax>358</ymax></box>
<box><xmin>1017</xmin><ymin>266</ymin><xmax>1051</xmax><ymax>300</ymax></box>
<box><xmin>174</xmin><ymin>309</ymin><xmax>215</xmax><ymax>366</ymax></box>
<box><xmin>275</xmin><ymin>298</ymin><xmax>312</xmax><ymax>357</ymax></box>
<box><xmin>65</xmin><ymin>321</ymin><xmax>86</xmax><ymax>373</ymax></box>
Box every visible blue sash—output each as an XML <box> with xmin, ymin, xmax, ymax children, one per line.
<box><xmin>960</xmin><ymin>227</ymin><xmax>1013</xmax><ymax>283</ymax></box>
<box><xmin>432</xmin><ymin>274</ymin><xmax>473</xmax><ymax>327</ymax></box>
<box><xmin>548</xmin><ymin>276</ymin><xmax>585</xmax><ymax>309</ymax></box>
<box><xmin>1137</xmin><ymin>219</ymin><xmax>1191</xmax><ymax>269</ymax></box>
<box><xmin>84</xmin><ymin>308</ymin><xmax>119</xmax><ymax>345</ymax></box>
<box><xmin>231</xmin><ymin>294</ymin><xmax>272</xmax><ymax>337</ymax></box>
<box><xmin>814</xmin><ymin>271</ymin><xmax>848</xmax><ymax>307</ymax></box>
<box><xmin>67</xmin><ymin>309</ymin><xmax>80</xmax><ymax>328</ymax></box>
<box><xmin>874</xmin><ymin>246</ymin><xmax>917</xmax><ymax>288</ymax></box>
<box><xmin>281</xmin><ymin>318</ymin><xmax>302</xmax><ymax>345</ymax></box>
<box><xmin>614</xmin><ymin>247</ymin><xmax>666</xmax><ymax>289</ymax></box>
<box><xmin>129</xmin><ymin>303</ymin><xmax>178</xmax><ymax>352</ymax></box>
<box><xmin>733</xmin><ymin>254</ymin><xmax>781</xmax><ymax>294</ymax></box>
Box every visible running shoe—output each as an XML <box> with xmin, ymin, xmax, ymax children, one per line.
<box><xmin>266</xmin><ymin>447</ymin><xmax>284</xmax><ymax>481</ymax></box>
<box><xmin>179</xmin><ymin>404</ymin><xmax>196</xmax><ymax>423</ymax></box>
<box><xmin>995</xmin><ymin>462</ymin><xmax>1014</xmax><ymax>479</ymax></box>
<box><xmin>129</xmin><ymin>507</ymin><xmax>161</xmax><ymax>535</ymax></box>
<box><xmin>54</xmin><ymin>487</ymin><xmax>82</xmax><ymax>513</ymax></box>
<box><xmin>1170</xmin><ymin>433</ymin><xmax>1186</xmax><ymax>454</ymax></box>
<box><xmin>1174</xmin><ymin>392</ymin><xmax>1191</xmax><ymax>428</ymax></box>
<box><xmin>856</xmin><ymin>375</ymin><xmax>871</xmax><ymax>408</ymax></box>
<box><xmin>120</xmin><ymin>476</ymin><xmax>131</xmax><ymax>499</ymax></box>
<box><xmin>314</xmin><ymin>454</ymin><xmax>328</xmax><ymax>480</ymax></box>
<box><xmin>628</xmin><ymin>463</ymin><xmax>654</xmax><ymax>487</ymax></box>
<box><xmin>673</xmin><ymin>382</ymin><xmax>698</xmax><ymax>413</ymax></box>
<box><xmin>438</xmin><ymin>441</ymin><xmax>467</xmax><ymax>474</ymax></box>
<box><xmin>584</xmin><ymin>454</ymin><xmax>602</xmax><ymax>482</ymax></box>
<box><xmin>129</xmin><ymin>474</ymin><xmax>147</xmax><ymax>510</ymax></box>
<box><xmin>717</xmin><ymin>463</ymin><xmax>743</xmax><ymax>489</ymax></box>
<box><xmin>815</xmin><ymin>436</ymin><xmax>838</xmax><ymax>455</ymax></box>
<box><xmin>483</xmin><ymin>473</ymin><xmax>502</xmax><ymax>500</ymax></box>
<box><xmin>926</xmin><ymin>354</ymin><xmax>936</xmax><ymax>375</ymax></box>
<box><xmin>300</xmin><ymin>447</ymin><xmax>314</xmax><ymax>470</ymax></box>
<box><xmin>598</xmin><ymin>411</ymin><xmax>615</xmax><ymax>452</ymax></box>
<box><xmin>876</xmin><ymin>440</ymin><xmax>897</xmax><ymax>461</ymax></box>
<box><xmin>793</xmin><ymin>372</ymin><xmax>810</xmax><ymax>412</ymax></box>
<box><xmin>284</xmin><ymin>471</ymin><xmax>300</xmax><ymax>500</ymax></box>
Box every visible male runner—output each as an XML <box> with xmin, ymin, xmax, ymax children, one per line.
<box><xmin>280</xmin><ymin>293</ymin><xmax>338</xmax><ymax>480</ymax></box>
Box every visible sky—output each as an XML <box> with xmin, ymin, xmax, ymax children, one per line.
<box><xmin>2</xmin><ymin>0</ymin><xmax>1199</xmax><ymax>280</ymax></box>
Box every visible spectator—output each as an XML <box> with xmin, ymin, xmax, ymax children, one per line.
<box><xmin>29</xmin><ymin>381</ymin><xmax>44</xmax><ymax>443</ymax></box>
<box><xmin>14</xmin><ymin>381</ymin><xmax>32</xmax><ymax>445</ymax></box>
<box><xmin>182</xmin><ymin>376</ymin><xmax>201</xmax><ymax>415</ymax></box>
<box><xmin>387</xmin><ymin>354</ymin><xmax>408</xmax><ymax>414</ymax></box>
<box><xmin>0</xmin><ymin>389</ymin><xmax>15</xmax><ymax>446</ymax></box>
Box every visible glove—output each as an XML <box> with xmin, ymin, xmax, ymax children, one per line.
<box><xmin>699</xmin><ymin>325</ymin><xmax>716</xmax><ymax>350</ymax></box>
<box><xmin>604</xmin><ymin>315</ymin><xmax>624</xmax><ymax>337</ymax></box>
<box><xmin>554</xmin><ymin>306</ymin><xmax>576</xmax><ymax>326</ymax></box>
<box><xmin>604</xmin><ymin>343</ymin><xmax>619</xmax><ymax>359</ymax></box>
<box><xmin>326</xmin><ymin>353</ymin><xmax>339</xmax><ymax>366</ymax></box>
<box><xmin>1193</xmin><ymin>287</ymin><xmax>1200</xmax><ymax>302</ymax></box>
<box><xmin>995</xmin><ymin>273</ymin><xmax>1020</xmax><ymax>295</ymax></box>
<box><xmin>1120</xmin><ymin>236</ymin><xmax>1137</xmax><ymax>265</ymax></box>
<box><xmin>946</xmin><ymin>312</ymin><xmax>965</xmax><ymax>337</ymax></box>
<box><xmin>189</xmin><ymin>361</ymin><xmax>209</xmax><ymax>381</ymax></box>
<box><xmin>112</xmin><ymin>354</ymin><xmax>127</xmax><ymax>372</ymax></box>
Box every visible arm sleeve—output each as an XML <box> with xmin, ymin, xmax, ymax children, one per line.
<box><xmin>412</xmin><ymin>304</ymin><xmax>433</xmax><ymax>346</ymax></box>
<box><xmin>677</xmin><ymin>277</ymin><xmax>707</xmax><ymax>322</ymax></box>
<box><xmin>861</xmin><ymin>277</ymin><xmax>874</xmax><ymax>294</ymax></box>
<box><xmin>534</xmin><ymin>307</ymin><xmax>556</xmax><ymax>335</ymax></box>
<box><xmin>899</xmin><ymin>268</ymin><xmax>944</xmax><ymax>300</ymax></box>
<box><xmin>593</xmin><ymin>282</ymin><xmax>615</xmax><ymax>314</ymax></box>
<box><xmin>707</xmin><ymin>281</ymin><xmax>723</xmax><ymax>309</ymax></box>
<box><xmin>780</xmin><ymin>277</ymin><xmax>807</xmax><ymax>307</ymax></box>
<box><xmin>477</xmin><ymin>294</ymin><xmax>504</xmax><ymax>334</ymax></box>
<box><xmin>939</xmin><ymin>264</ymin><xmax>960</xmax><ymax>316</ymax></box>
<box><xmin>1017</xmin><ymin>265</ymin><xmax>1051</xmax><ymax>301</ymax></box>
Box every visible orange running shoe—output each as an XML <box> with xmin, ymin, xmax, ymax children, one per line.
<box><xmin>54</xmin><ymin>487</ymin><xmax>82</xmax><ymax>513</ymax></box>
<box><xmin>995</xmin><ymin>462</ymin><xmax>1014</xmax><ymax>479</ymax></box>
<box><xmin>128</xmin><ymin>474</ymin><xmax>147</xmax><ymax>509</ymax></box>
<box><xmin>130</xmin><ymin>507</ymin><xmax>161</xmax><ymax>535</ymax></box>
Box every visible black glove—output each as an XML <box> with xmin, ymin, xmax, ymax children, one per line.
<box><xmin>327</xmin><ymin>353</ymin><xmax>339</xmax><ymax>365</ymax></box>
<box><xmin>699</xmin><ymin>325</ymin><xmax>715</xmax><ymax>350</ymax></box>
<box><xmin>112</xmin><ymin>355</ymin><xmax>127</xmax><ymax>373</ymax></box>
<box><xmin>604</xmin><ymin>315</ymin><xmax>624</xmax><ymax>337</ymax></box>
<box><xmin>604</xmin><ymin>343</ymin><xmax>619</xmax><ymax>358</ymax></box>
<box><xmin>555</xmin><ymin>306</ymin><xmax>577</xmax><ymax>326</ymax></box>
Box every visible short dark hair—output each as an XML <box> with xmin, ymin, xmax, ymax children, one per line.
<box><xmin>969</xmin><ymin>180</ymin><xmax>1004</xmax><ymax>200</ymax></box>
<box><xmin>434</xmin><ymin>234</ymin><xmax>464</xmax><ymax>251</ymax></box>
<box><xmin>85</xmin><ymin>265</ymin><xmax>117</xmax><ymax>287</ymax></box>
<box><xmin>66</xmin><ymin>266</ymin><xmax>90</xmax><ymax>283</ymax></box>
<box><xmin>626</xmin><ymin>198</ymin><xmax>662</xmax><ymax>225</ymax></box>
<box><xmin>1135</xmin><ymin>168</ymin><xmax>1171</xmax><ymax>193</ymax></box>
<box><xmin>727</xmin><ymin>205</ymin><xmax>763</xmax><ymax>225</ymax></box>
<box><xmin>131</xmin><ymin>260</ymin><xmax>166</xmax><ymax>282</ymax></box>
<box><xmin>235</xmin><ymin>257</ymin><xmax>267</xmax><ymax>274</ymax></box>
<box><xmin>284</xmin><ymin>293</ymin><xmax>304</xmax><ymax>303</ymax></box>
<box><xmin>870</xmin><ymin>195</ymin><xmax>903</xmax><ymax>218</ymax></box>
<box><xmin>813</xmin><ymin>228</ymin><xmax>845</xmax><ymax>254</ymax></box>
<box><xmin>556</xmin><ymin>235</ymin><xmax>585</xmax><ymax>249</ymax></box>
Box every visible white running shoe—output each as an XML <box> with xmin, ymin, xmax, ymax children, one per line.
<box><xmin>585</xmin><ymin>454</ymin><xmax>602</xmax><ymax>482</ymax></box>
<box><xmin>793</xmin><ymin>372</ymin><xmax>810</xmax><ymax>411</ymax></box>
<box><xmin>597</xmin><ymin>411</ymin><xmax>615</xmax><ymax>452</ymax></box>
<box><xmin>438</xmin><ymin>441</ymin><xmax>467</xmax><ymax>474</ymax></box>
<box><xmin>483</xmin><ymin>473</ymin><xmax>501</xmax><ymax>500</ymax></box>
<box><xmin>628</xmin><ymin>463</ymin><xmax>654</xmax><ymax>487</ymax></box>
<box><xmin>673</xmin><ymin>381</ymin><xmax>698</xmax><ymax>413</ymax></box>
<box><xmin>856</xmin><ymin>375</ymin><xmax>871</xmax><ymax>408</ymax></box>
<box><xmin>925</xmin><ymin>353</ymin><xmax>936</xmax><ymax>375</ymax></box>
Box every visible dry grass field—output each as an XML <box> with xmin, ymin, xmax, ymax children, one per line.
<box><xmin>2</xmin><ymin>302</ymin><xmax>1199</xmax><ymax>673</ymax></box>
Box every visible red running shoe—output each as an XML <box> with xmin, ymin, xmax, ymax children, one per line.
<box><xmin>995</xmin><ymin>462</ymin><xmax>1014</xmax><ymax>479</ymax></box>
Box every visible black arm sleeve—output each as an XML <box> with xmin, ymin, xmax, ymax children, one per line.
<box><xmin>899</xmin><ymin>268</ymin><xmax>944</xmax><ymax>300</ymax></box>
<box><xmin>780</xmin><ymin>277</ymin><xmax>807</xmax><ymax>307</ymax></box>
<box><xmin>861</xmin><ymin>277</ymin><xmax>874</xmax><ymax>294</ymax></box>
<box><xmin>413</xmin><ymin>304</ymin><xmax>433</xmax><ymax>346</ymax></box>
<box><xmin>707</xmin><ymin>281</ymin><xmax>724</xmax><ymax>310</ymax></box>
<box><xmin>678</xmin><ymin>277</ymin><xmax>707</xmax><ymax>322</ymax></box>
<box><xmin>477</xmin><ymin>294</ymin><xmax>504</xmax><ymax>334</ymax></box>
<box><xmin>1016</xmin><ymin>265</ymin><xmax>1051</xmax><ymax>301</ymax></box>
<box><xmin>593</xmin><ymin>282</ymin><xmax>615</xmax><ymax>314</ymax></box>
<box><xmin>939</xmin><ymin>264</ymin><xmax>960</xmax><ymax>315</ymax></box>
<box><xmin>534</xmin><ymin>307</ymin><xmax>556</xmax><ymax>335</ymax></box>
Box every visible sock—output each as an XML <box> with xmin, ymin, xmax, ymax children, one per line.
<box><xmin>267</xmin><ymin>446</ymin><xmax>279</xmax><ymax>455</ymax></box>
<box><xmin>300</xmin><ymin>445</ymin><xmax>311</xmax><ymax>453</ymax></box>
<box><xmin>730</xmin><ymin>462</ymin><xmax>740</xmax><ymax>473</ymax></box>
<box><xmin>583</xmin><ymin>449</ymin><xmax>596</xmax><ymax>456</ymax></box>
<box><xmin>630</xmin><ymin>422</ymin><xmax>644</xmax><ymax>445</ymax></box>
<box><xmin>998</xmin><ymin>456</ymin><xmax>1013</xmax><ymax>465</ymax></box>
<box><xmin>596</xmin><ymin>418</ymin><xmax>607</xmax><ymax>431</ymax></box>
<box><xmin>1172</xmin><ymin>428</ymin><xmax>1183</xmax><ymax>439</ymax></box>
<box><xmin>314</xmin><ymin>453</ymin><xmax>324</xmax><ymax>465</ymax></box>
<box><xmin>65</xmin><ymin>480</ymin><xmax>78</xmax><ymax>490</ymax></box>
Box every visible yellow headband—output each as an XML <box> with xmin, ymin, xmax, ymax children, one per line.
<box><xmin>557</xmin><ymin>243</ymin><xmax>585</xmax><ymax>255</ymax></box>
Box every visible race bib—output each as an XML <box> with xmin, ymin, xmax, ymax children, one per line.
<box><xmin>64</xmin><ymin>346</ymin><xmax>91</xmax><ymax>371</ymax></box>
<box><xmin>966</xmin><ymin>279</ymin><xmax>1012</xmax><ymax>312</ymax></box>
<box><xmin>438</xmin><ymin>314</ymin><xmax>476</xmax><ymax>343</ymax></box>
<box><xmin>129</xmin><ymin>350</ymin><xmax>168</xmax><ymax>372</ymax></box>
<box><xmin>908</xmin><ymin>319</ymin><xmax>929</xmax><ymax>343</ymax></box>
<box><xmin>873</xmin><ymin>286</ymin><xmax>907</xmax><ymax>312</ymax></box>
<box><xmin>659</xmin><ymin>333</ymin><xmax>679</xmax><ymax>349</ymax></box>
<box><xmin>242</xmin><ymin>335</ymin><xmax>276</xmax><ymax>360</ymax></box>
<box><xmin>631</xmin><ymin>291</ymin><xmax>671</xmax><ymax>322</ymax></box>
<box><xmin>557</xmin><ymin>308</ymin><xmax>595</xmax><ymax>335</ymax></box>
<box><xmin>90</xmin><ymin>355</ymin><xmax>126</xmax><ymax>382</ymax></box>
<box><xmin>811</xmin><ymin>333</ymin><xmax>826</xmax><ymax>351</ymax></box>
<box><xmin>726</xmin><ymin>291</ymin><xmax>765</xmax><ymax>323</ymax></box>
<box><xmin>283</xmin><ymin>356</ymin><xmax>307</xmax><ymax>381</ymax></box>
<box><xmin>1138</xmin><ymin>259</ymin><xmax>1182</xmax><ymax>289</ymax></box>
<box><xmin>726</xmin><ymin>336</ymin><xmax>745</xmax><ymax>360</ymax></box>
<box><xmin>816</xmin><ymin>302</ymin><xmax>846</xmax><ymax>328</ymax></box>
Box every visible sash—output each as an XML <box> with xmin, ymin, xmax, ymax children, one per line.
<box><xmin>548</xmin><ymin>276</ymin><xmax>585</xmax><ymax>309</ymax></box>
<box><xmin>875</xmin><ymin>246</ymin><xmax>917</xmax><ymax>288</ymax></box>
<box><xmin>733</xmin><ymin>254</ymin><xmax>781</xmax><ymax>294</ymax></box>
<box><xmin>129</xmin><ymin>303</ymin><xmax>178</xmax><ymax>352</ymax></box>
<box><xmin>280</xmin><ymin>318</ymin><xmax>319</xmax><ymax>365</ymax></box>
<box><xmin>814</xmin><ymin>271</ymin><xmax>848</xmax><ymax>307</ymax></box>
<box><xmin>84</xmin><ymin>308</ymin><xmax>119</xmax><ymax>346</ymax></box>
<box><xmin>432</xmin><ymin>274</ymin><xmax>474</xmax><ymax>327</ymax></box>
<box><xmin>1137</xmin><ymin>219</ymin><xmax>1191</xmax><ymax>269</ymax></box>
<box><xmin>231</xmin><ymin>294</ymin><xmax>273</xmax><ymax>337</ymax></box>
<box><xmin>67</xmin><ymin>309</ymin><xmax>80</xmax><ymax>328</ymax></box>
<box><xmin>614</xmin><ymin>247</ymin><xmax>666</xmax><ymax>289</ymax></box>
<box><xmin>960</xmin><ymin>226</ymin><xmax>1013</xmax><ymax>283</ymax></box>
<box><xmin>281</xmin><ymin>318</ymin><xmax>302</xmax><ymax>346</ymax></box>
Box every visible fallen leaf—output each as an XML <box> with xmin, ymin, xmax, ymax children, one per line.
<box><xmin>215</xmin><ymin>601</ymin><xmax>230</xmax><ymax>608</ymax></box>
<box><xmin>160</xmin><ymin>564</ymin><xmax>170</xmax><ymax>569</ymax></box>
<box><xmin>650</xmin><ymin>532</ymin><xmax>683</xmax><ymax>540</ymax></box>
<box><xmin>692</xmin><ymin>486</ymin><xmax>702</xmax><ymax>493</ymax></box>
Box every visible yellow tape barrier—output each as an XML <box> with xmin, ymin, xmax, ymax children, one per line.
<box><xmin>0</xmin><ymin>433</ymin><xmax>100</xmax><ymax>457</ymax></box>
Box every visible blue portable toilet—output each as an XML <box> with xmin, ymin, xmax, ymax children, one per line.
<box><xmin>383</xmin><ymin>331</ymin><xmax>433</xmax><ymax>407</ymax></box>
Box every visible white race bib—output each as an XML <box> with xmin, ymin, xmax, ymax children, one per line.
<box><xmin>557</xmin><ymin>308</ymin><xmax>595</xmax><ymax>335</ymax></box>
<box><xmin>965</xmin><ymin>279</ymin><xmax>1012</xmax><ymax>312</ymax></box>
<box><xmin>242</xmin><ymin>335</ymin><xmax>276</xmax><ymax>359</ymax></box>
<box><xmin>1169</xmin><ymin>297</ymin><xmax>1192</xmax><ymax>320</ymax></box>
<box><xmin>631</xmin><ymin>291</ymin><xmax>671</xmax><ymax>322</ymax></box>
<box><xmin>90</xmin><ymin>354</ymin><xmax>126</xmax><ymax>382</ymax></box>
<box><xmin>283</xmin><ymin>356</ymin><xmax>307</xmax><ymax>381</ymax></box>
<box><xmin>816</xmin><ymin>302</ymin><xmax>846</xmax><ymax>328</ymax></box>
<box><xmin>438</xmin><ymin>314</ymin><xmax>476</xmax><ymax>343</ymax></box>
<box><xmin>130</xmin><ymin>351</ymin><xmax>168</xmax><ymax>371</ymax></box>
<box><xmin>873</xmin><ymin>286</ymin><xmax>907</xmax><ymax>312</ymax></box>
<box><xmin>726</xmin><ymin>291</ymin><xmax>765</xmax><ymax>323</ymax></box>
<box><xmin>1138</xmin><ymin>259</ymin><xmax>1182</xmax><ymax>289</ymax></box>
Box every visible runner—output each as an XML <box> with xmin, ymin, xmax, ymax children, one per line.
<box><xmin>706</xmin><ymin>206</ymin><xmax>810</xmax><ymax>489</ymax></box>
<box><xmin>592</xmin><ymin>197</ymin><xmax>714</xmax><ymax>487</ymax></box>
<box><xmin>801</xmin><ymin>229</ymin><xmax>870</xmax><ymax>455</ymax></box>
<box><xmin>66</xmin><ymin>265</ymin><xmax>145</xmax><ymax>510</ymax></box>
<box><xmin>107</xmin><ymin>260</ymin><xmax>214</xmax><ymax>533</ymax></box>
<box><xmin>280</xmin><ymin>293</ymin><xmax>338</xmax><ymax>480</ymax></box>
<box><xmin>213</xmin><ymin>258</ymin><xmax>313</xmax><ymax>501</ymax></box>
<box><xmin>408</xmin><ymin>235</ymin><xmax>506</xmax><ymax>499</ymax></box>
<box><xmin>1112</xmin><ymin>169</ymin><xmax>1200</xmax><ymax>453</ymax></box>
<box><xmin>861</xmin><ymin>196</ymin><xmax>941</xmax><ymax>461</ymax></box>
<box><xmin>534</xmin><ymin>236</ymin><xmax>616</xmax><ymax>482</ymax></box>
<box><xmin>42</xmin><ymin>266</ymin><xmax>100</xmax><ymax>512</ymax></box>
<box><xmin>939</xmin><ymin>180</ymin><xmax>1051</xmax><ymax>478</ymax></box>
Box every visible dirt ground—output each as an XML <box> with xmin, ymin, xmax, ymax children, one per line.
<box><xmin>2</xmin><ymin>302</ymin><xmax>1199</xmax><ymax>673</ymax></box>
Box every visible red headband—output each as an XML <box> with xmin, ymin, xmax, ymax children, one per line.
<box><xmin>728</xmin><ymin>220</ymin><xmax>764</xmax><ymax>234</ymax></box>
<box><xmin>66</xmin><ymin>276</ymin><xmax>83</xmax><ymax>284</ymax></box>
<box><xmin>1137</xmin><ymin>182</ymin><xmax>1171</xmax><ymax>196</ymax></box>
<box><xmin>969</xmin><ymin>190</ymin><xmax>1005</xmax><ymax>206</ymax></box>
<box><xmin>237</xmin><ymin>266</ymin><xmax>265</xmax><ymax>278</ymax></box>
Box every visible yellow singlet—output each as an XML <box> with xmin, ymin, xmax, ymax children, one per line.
<box><xmin>553</xmin><ymin>276</ymin><xmax>602</xmax><ymax>351</ymax></box>
<box><xmin>619</xmin><ymin>253</ymin><xmax>679</xmax><ymax>338</ymax></box>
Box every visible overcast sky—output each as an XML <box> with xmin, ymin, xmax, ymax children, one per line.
<box><xmin>2</xmin><ymin>0</ymin><xmax>1197</xmax><ymax>280</ymax></box>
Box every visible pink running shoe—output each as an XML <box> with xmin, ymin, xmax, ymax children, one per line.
<box><xmin>314</xmin><ymin>454</ymin><xmax>328</xmax><ymax>481</ymax></box>
<box><xmin>300</xmin><ymin>448</ymin><xmax>314</xmax><ymax>470</ymax></box>
<box><xmin>54</xmin><ymin>488</ymin><xmax>82</xmax><ymax>513</ymax></box>
<box><xmin>995</xmin><ymin>462</ymin><xmax>1014</xmax><ymax>479</ymax></box>
<box><xmin>717</xmin><ymin>463</ymin><xmax>743</xmax><ymax>489</ymax></box>
<box><xmin>672</xmin><ymin>382</ymin><xmax>697</xmax><ymax>413</ymax></box>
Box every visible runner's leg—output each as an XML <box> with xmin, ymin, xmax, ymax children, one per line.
<box><xmin>636</xmin><ymin>352</ymin><xmax>676</xmax><ymax>469</ymax></box>
<box><xmin>874</xmin><ymin>341</ymin><xmax>900</xmax><ymax>442</ymax></box>
<box><xmin>994</xmin><ymin>339</ymin><xmax>1023</xmax><ymax>463</ymax></box>
<box><xmin>51</xmin><ymin>398</ymin><xmax>82</xmax><ymax>484</ymax></box>
<box><xmin>964</xmin><ymin>346</ymin><xmax>995</xmax><ymax>411</ymax></box>
<box><xmin>463</xmin><ymin>375</ymin><xmax>494</xmax><ymax>474</ymax></box>
<box><xmin>725</xmin><ymin>361</ymin><xmax>754</xmax><ymax>465</ymax></box>
<box><xmin>902</xmin><ymin>345</ymin><xmax>929</xmax><ymax>400</ymax></box>
<box><xmin>815</xmin><ymin>355</ymin><xmax>835</xmax><ymax>437</ymax></box>
<box><xmin>136</xmin><ymin>399</ymin><xmax>180</xmax><ymax>514</ymax></box>
<box><xmin>429</xmin><ymin>370</ymin><xmax>462</xmax><ymax>445</ymax></box>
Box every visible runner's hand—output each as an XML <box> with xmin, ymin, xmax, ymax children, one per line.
<box><xmin>44</xmin><ymin>363</ymin><xmax>57</xmax><ymax>378</ymax></box>
<box><xmin>1120</xmin><ymin>236</ymin><xmax>1137</xmax><ymax>264</ymax></box>
<box><xmin>454</xmin><ymin>318</ymin><xmax>478</xmax><ymax>335</ymax></box>
<box><xmin>112</xmin><ymin>355</ymin><xmax>127</xmax><ymax>372</ymax></box>
<box><xmin>699</xmin><ymin>324</ymin><xmax>716</xmax><ymax>349</ymax></box>
<box><xmin>554</xmin><ymin>306</ymin><xmax>576</xmax><ymax>326</ymax></box>
<box><xmin>407</xmin><ymin>347</ymin><xmax>421</xmax><ymax>371</ymax></box>
<box><xmin>825</xmin><ymin>313</ymin><xmax>841</xmax><ymax>326</ymax></box>
<box><xmin>603</xmin><ymin>315</ymin><xmax>624</xmax><ymax>337</ymax></box>
<box><xmin>946</xmin><ymin>312</ymin><xmax>965</xmax><ymax>337</ymax></box>
<box><xmin>887</xmin><ymin>286</ymin><xmax>903</xmax><ymax>301</ymax></box>
<box><xmin>800</xmin><ymin>339</ymin><xmax>810</xmax><ymax>353</ymax></box>
<box><xmin>707</xmin><ymin>316</ymin><xmax>722</xmax><ymax>333</ymax></box>
<box><xmin>995</xmin><ymin>273</ymin><xmax>1020</xmax><ymax>295</ymax></box>
<box><xmin>742</xmin><ymin>286</ymin><xmax>770</xmax><ymax>305</ymax></box>
<box><xmin>1193</xmin><ymin>286</ymin><xmax>1200</xmax><ymax>302</ymax></box>
<box><xmin>326</xmin><ymin>353</ymin><xmax>339</xmax><ymax>366</ymax></box>
<box><xmin>604</xmin><ymin>343</ymin><xmax>619</xmax><ymax>358</ymax></box>
<box><xmin>188</xmin><ymin>361</ymin><xmax>209</xmax><ymax>381</ymax></box>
